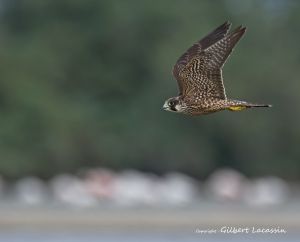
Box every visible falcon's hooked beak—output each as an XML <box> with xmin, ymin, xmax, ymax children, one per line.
<box><xmin>162</xmin><ymin>101</ymin><xmax>169</xmax><ymax>111</ymax></box>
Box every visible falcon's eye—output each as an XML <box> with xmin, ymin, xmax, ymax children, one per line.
<box><xmin>169</xmin><ymin>101</ymin><xmax>175</xmax><ymax>107</ymax></box>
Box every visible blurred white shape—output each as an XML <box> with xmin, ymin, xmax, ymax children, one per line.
<box><xmin>14</xmin><ymin>177</ymin><xmax>48</xmax><ymax>205</ymax></box>
<box><xmin>243</xmin><ymin>176</ymin><xmax>289</xmax><ymax>206</ymax></box>
<box><xmin>157</xmin><ymin>172</ymin><xmax>198</xmax><ymax>206</ymax></box>
<box><xmin>206</xmin><ymin>168</ymin><xmax>246</xmax><ymax>201</ymax></box>
<box><xmin>84</xmin><ymin>168</ymin><xmax>116</xmax><ymax>200</ymax></box>
<box><xmin>50</xmin><ymin>174</ymin><xmax>97</xmax><ymax>207</ymax></box>
<box><xmin>112</xmin><ymin>170</ymin><xmax>158</xmax><ymax>206</ymax></box>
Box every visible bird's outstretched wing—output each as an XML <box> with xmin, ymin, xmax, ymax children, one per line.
<box><xmin>173</xmin><ymin>22</ymin><xmax>246</xmax><ymax>100</ymax></box>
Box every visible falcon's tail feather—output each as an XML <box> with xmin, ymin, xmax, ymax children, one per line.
<box><xmin>227</xmin><ymin>100</ymin><xmax>272</xmax><ymax>111</ymax></box>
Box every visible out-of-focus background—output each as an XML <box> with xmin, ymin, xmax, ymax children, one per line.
<box><xmin>0</xmin><ymin>0</ymin><xmax>299</xmax><ymax>241</ymax></box>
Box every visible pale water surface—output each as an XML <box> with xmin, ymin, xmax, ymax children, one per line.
<box><xmin>0</xmin><ymin>229</ymin><xmax>298</xmax><ymax>242</ymax></box>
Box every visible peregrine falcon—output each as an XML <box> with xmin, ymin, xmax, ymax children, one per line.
<box><xmin>163</xmin><ymin>21</ymin><xmax>271</xmax><ymax>115</ymax></box>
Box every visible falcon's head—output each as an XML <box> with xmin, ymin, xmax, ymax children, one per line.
<box><xmin>163</xmin><ymin>97</ymin><xmax>185</xmax><ymax>113</ymax></box>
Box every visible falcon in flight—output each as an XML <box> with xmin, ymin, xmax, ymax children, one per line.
<box><xmin>163</xmin><ymin>21</ymin><xmax>271</xmax><ymax>115</ymax></box>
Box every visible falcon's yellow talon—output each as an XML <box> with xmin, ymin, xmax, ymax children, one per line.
<box><xmin>228</xmin><ymin>106</ymin><xmax>247</xmax><ymax>111</ymax></box>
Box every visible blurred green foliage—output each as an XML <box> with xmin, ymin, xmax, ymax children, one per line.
<box><xmin>0</xmin><ymin>0</ymin><xmax>299</xmax><ymax>179</ymax></box>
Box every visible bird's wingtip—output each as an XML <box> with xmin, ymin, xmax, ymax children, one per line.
<box><xmin>223</xmin><ymin>20</ymin><xmax>232</xmax><ymax>28</ymax></box>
